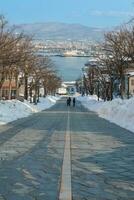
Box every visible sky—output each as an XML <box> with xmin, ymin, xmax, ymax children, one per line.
<box><xmin>0</xmin><ymin>0</ymin><xmax>134</xmax><ymax>28</ymax></box>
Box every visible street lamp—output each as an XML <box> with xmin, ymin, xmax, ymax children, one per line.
<box><xmin>110</xmin><ymin>75</ymin><xmax>114</xmax><ymax>100</ymax></box>
<box><xmin>95</xmin><ymin>80</ymin><xmax>100</xmax><ymax>101</ymax></box>
<box><xmin>81</xmin><ymin>67</ymin><xmax>85</xmax><ymax>96</ymax></box>
<box><xmin>127</xmin><ymin>74</ymin><xmax>130</xmax><ymax>99</ymax></box>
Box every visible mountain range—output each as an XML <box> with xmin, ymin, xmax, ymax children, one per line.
<box><xmin>14</xmin><ymin>22</ymin><xmax>106</xmax><ymax>42</ymax></box>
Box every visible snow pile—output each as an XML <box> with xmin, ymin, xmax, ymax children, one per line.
<box><xmin>0</xmin><ymin>96</ymin><xmax>60</xmax><ymax>125</ymax></box>
<box><xmin>77</xmin><ymin>95</ymin><xmax>134</xmax><ymax>133</ymax></box>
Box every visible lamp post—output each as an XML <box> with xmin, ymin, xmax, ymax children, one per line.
<box><xmin>81</xmin><ymin>67</ymin><xmax>85</xmax><ymax>96</ymax></box>
<box><xmin>127</xmin><ymin>74</ymin><xmax>130</xmax><ymax>99</ymax></box>
<box><xmin>110</xmin><ymin>75</ymin><xmax>113</xmax><ymax>100</ymax></box>
<box><xmin>96</xmin><ymin>80</ymin><xmax>100</xmax><ymax>101</ymax></box>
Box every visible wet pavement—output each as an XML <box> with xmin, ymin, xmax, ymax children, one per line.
<box><xmin>0</xmin><ymin>98</ymin><xmax>134</xmax><ymax>199</ymax></box>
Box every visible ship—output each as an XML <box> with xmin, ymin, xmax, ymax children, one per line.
<box><xmin>61</xmin><ymin>50</ymin><xmax>89</xmax><ymax>57</ymax></box>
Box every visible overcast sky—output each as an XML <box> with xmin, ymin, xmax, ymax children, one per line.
<box><xmin>0</xmin><ymin>0</ymin><xmax>134</xmax><ymax>27</ymax></box>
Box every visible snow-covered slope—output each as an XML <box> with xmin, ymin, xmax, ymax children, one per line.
<box><xmin>77</xmin><ymin>95</ymin><xmax>134</xmax><ymax>133</ymax></box>
<box><xmin>0</xmin><ymin>96</ymin><xmax>60</xmax><ymax>125</ymax></box>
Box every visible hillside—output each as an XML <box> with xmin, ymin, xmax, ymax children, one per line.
<box><xmin>14</xmin><ymin>22</ymin><xmax>106</xmax><ymax>42</ymax></box>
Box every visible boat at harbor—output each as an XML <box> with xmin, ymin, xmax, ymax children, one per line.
<box><xmin>61</xmin><ymin>50</ymin><xmax>90</xmax><ymax>57</ymax></box>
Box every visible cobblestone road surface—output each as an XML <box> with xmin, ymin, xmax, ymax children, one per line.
<box><xmin>0</xmin><ymin>98</ymin><xmax>134</xmax><ymax>200</ymax></box>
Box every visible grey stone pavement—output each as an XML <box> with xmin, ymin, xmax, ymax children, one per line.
<box><xmin>0</xmin><ymin>97</ymin><xmax>134</xmax><ymax>199</ymax></box>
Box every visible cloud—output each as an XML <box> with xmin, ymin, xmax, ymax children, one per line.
<box><xmin>89</xmin><ymin>10</ymin><xmax>134</xmax><ymax>18</ymax></box>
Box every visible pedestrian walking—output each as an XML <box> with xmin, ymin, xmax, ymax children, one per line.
<box><xmin>67</xmin><ymin>98</ymin><xmax>69</xmax><ymax>106</ymax></box>
<box><xmin>73</xmin><ymin>97</ymin><xmax>76</xmax><ymax>107</ymax></box>
<box><xmin>67</xmin><ymin>97</ymin><xmax>71</xmax><ymax>106</ymax></box>
<box><xmin>68</xmin><ymin>97</ymin><xmax>71</xmax><ymax>106</ymax></box>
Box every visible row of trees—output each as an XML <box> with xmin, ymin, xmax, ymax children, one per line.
<box><xmin>80</xmin><ymin>23</ymin><xmax>134</xmax><ymax>100</ymax></box>
<box><xmin>0</xmin><ymin>15</ymin><xmax>61</xmax><ymax>102</ymax></box>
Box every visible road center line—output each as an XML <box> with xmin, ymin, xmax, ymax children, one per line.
<box><xmin>59</xmin><ymin>109</ymin><xmax>72</xmax><ymax>200</ymax></box>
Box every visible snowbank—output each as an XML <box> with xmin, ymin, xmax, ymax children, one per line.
<box><xmin>1</xmin><ymin>94</ymin><xmax>133</xmax><ymax>133</ymax></box>
<box><xmin>0</xmin><ymin>96</ymin><xmax>60</xmax><ymax>125</ymax></box>
<box><xmin>77</xmin><ymin>95</ymin><xmax>134</xmax><ymax>133</ymax></box>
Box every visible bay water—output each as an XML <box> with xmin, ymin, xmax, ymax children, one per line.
<box><xmin>51</xmin><ymin>56</ymin><xmax>89</xmax><ymax>81</ymax></box>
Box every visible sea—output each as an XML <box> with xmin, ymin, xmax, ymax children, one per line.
<box><xmin>50</xmin><ymin>56</ymin><xmax>89</xmax><ymax>82</ymax></box>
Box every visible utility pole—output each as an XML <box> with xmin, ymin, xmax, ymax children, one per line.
<box><xmin>127</xmin><ymin>75</ymin><xmax>130</xmax><ymax>99</ymax></box>
<box><xmin>97</xmin><ymin>81</ymin><xmax>100</xmax><ymax>101</ymax></box>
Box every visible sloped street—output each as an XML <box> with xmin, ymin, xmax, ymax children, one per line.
<box><xmin>0</xmin><ymin>98</ymin><xmax>134</xmax><ymax>200</ymax></box>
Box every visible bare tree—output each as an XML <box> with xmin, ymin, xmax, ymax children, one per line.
<box><xmin>0</xmin><ymin>15</ymin><xmax>61</xmax><ymax>101</ymax></box>
<box><xmin>101</xmin><ymin>27</ymin><xmax>132</xmax><ymax>98</ymax></box>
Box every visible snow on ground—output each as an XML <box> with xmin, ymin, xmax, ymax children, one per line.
<box><xmin>1</xmin><ymin>93</ymin><xmax>134</xmax><ymax>133</ymax></box>
<box><xmin>0</xmin><ymin>96</ymin><xmax>60</xmax><ymax>125</ymax></box>
<box><xmin>77</xmin><ymin>95</ymin><xmax>134</xmax><ymax>133</ymax></box>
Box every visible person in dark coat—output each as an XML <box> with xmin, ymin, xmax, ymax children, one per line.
<box><xmin>67</xmin><ymin>97</ymin><xmax>71</xmax><ymax>106</ymax></box>
<box><xmin>68</xmin><ymin>97</ymin><xmax>71</xmax><ymax>106</ymax></box>
<box><xmin>73</xmin><ymin>97</ymin><xmax>76</xmax><ymax>107</ymax></box>
<box><xmin>67</xmin><ymin>98</ymin><xmax>69</xmax><ymax>106</ymax></box>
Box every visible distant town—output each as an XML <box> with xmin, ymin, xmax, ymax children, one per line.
<box><xmin>33</xmin><ymin>39</ymin><xmax>102</xmax><ymax>57</ymax></box>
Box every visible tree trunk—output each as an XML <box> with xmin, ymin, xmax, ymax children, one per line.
<box><xmin>110</xmin><ymin>79</ymin><xmax>113</xmax><ymax>101</ymax></box>
<box><xmin>43</xmin><ymin>86</ymin><xmax>47</xmax><ymax>97</ymax></box>
<box><xmin>29</xmin><ymin>87</ymin><xmax>33</xmax><ymax>103</ymax></box>
<box><xmin>37</xmin><ymin>86</ymin><xmax>40</xmax><ymax>102</ymax></box>
<box><xmin>8</xmin><ymin>79</ymin><xmax>12</xmax><ymax>100</ymax></box>
<box><xmin>0</xmin><ymin>87</ymin><xmax>3</xmax><ymax>100</ymax></box>
<box><xmin>15</xmin><ymin>74</ymin><xmax>19</xmax><ymax>99</ymax></box>
<box><xmin>120</xmin><ymin>76</ymin><xmax>125</xmax><ymax>99</ymax></box>
<box><xmin>24</xmin><ymin>73</ymin><xmax>28</xmax><ymax>100</ymax></box>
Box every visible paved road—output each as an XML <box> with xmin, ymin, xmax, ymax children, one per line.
<box><xmin>0</xmin><ymin>98</ymin><xmax>134</xmax><ymax>200</ymax></box>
